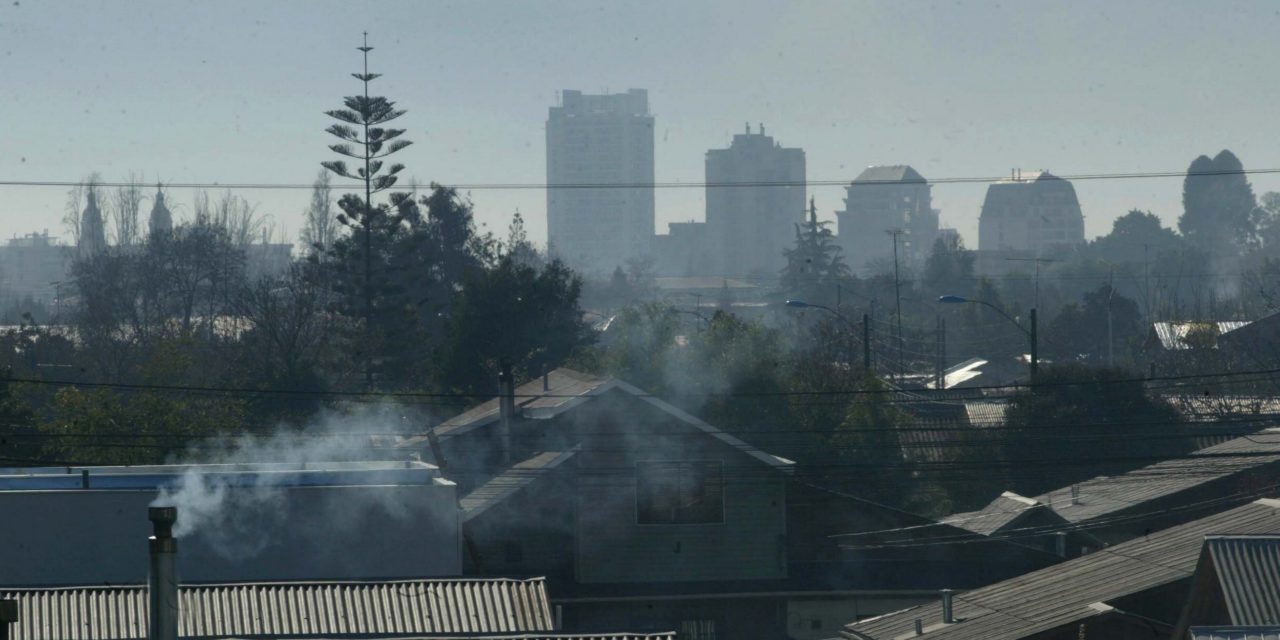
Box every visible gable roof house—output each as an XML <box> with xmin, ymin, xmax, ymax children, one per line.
<box><xmin>1172</xmin><ymin>535</ymin><xmax>1280</xmax><ymax>640</ymax></box>
<box><xmin>399</xmin><ymin>369</ymin><xmax>1058</xmax><ymax>640</ymax></box>
<box><xmin>842</xmin><ymin>498</ymin><xmax>1280</xmax><ymax>640</ymax></box>
<box><xmin>945</xmin><ymin>428</ymin><xmax>1280</xmax><ymax>550</ymax></box>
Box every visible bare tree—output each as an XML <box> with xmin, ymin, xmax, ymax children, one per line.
<box><xmin>111</xmin><ymin>172</ymin><xmax>145</xmax><ymax>247</ymax></box>
<box><xmin>300</xmin><ymin>169</ymin><xmax>335</xmax><ymax>258</ymax></box>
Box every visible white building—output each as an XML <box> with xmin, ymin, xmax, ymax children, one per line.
<box><xmin>546</xmin><ymin>89</ymin><xmax>655</xmax><ymax>275</ymax></box>
<box><xmin>705</xmin><ymin>124</ymin><xmax>806</xmax><ymax>277</ymax></box>
<box><xmin>0</xmin><ymin>461</ymin><xmax>460</xmax><ymax>586</ymax></box>
<box><xmin>978</xmin><ymin>170</ymin><xmax>1084</xmax><ymax>254</ymax></box>
<box><xmin>835</xmin><ymin>165</ymin><xmax>938</xmax><ymax>274</ymax></box>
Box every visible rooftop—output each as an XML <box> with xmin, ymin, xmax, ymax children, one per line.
<box><xmin>852</xmin><ymin>165</ymin><xmax>927</xmax><ymax>184</ymax></box>
<box><xmin>0</xmin><ymin>461</ymin><xmax>442</xmax><ymax>491</ymax></box>
<box><xmin>0</xmin><ymin>578</ymin><xmax>554</xmax><ymax>640</ymax></box>
<box><xmin>843</xmin><ymin>498</ymin><xmax>1280</xmax><ymax>640</ymax></box>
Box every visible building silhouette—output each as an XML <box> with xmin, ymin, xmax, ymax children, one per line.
<box><xmin>978</xmin><ymin>170</ymin><xmax>1084</xmax><ymax>254</ymax></box>
<box><xmin>835</xmin><ymin>165</ymin><xmax>938</xmax><ymax>274</ymax></box>
<box><xmin>149</xmin><ymin>185</ymin><xmax>173</xmax><ymax>238</ymax></box>
<box><xmin>546</xmin><ymin>89</ymin><xmax>654</xmax><ymax>275</ymax></box>
<box><xmin>78</xmin><ymin>190</ymin><xmax>107</xmax><ymax>257</ymax></box>
<box><xmin>704</xmin><ymin>124</ymin><xmax>805</xmax><ymax>276</ymax></box>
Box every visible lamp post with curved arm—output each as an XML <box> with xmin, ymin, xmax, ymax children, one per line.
<box><xmin>785</xmin><ymin>299</ymin><xmax>871</xmax><ymax>372</ymax></box>
<box><xmin>938</xmin><ymin>295</ymin><xmax>1038</xmax><ymax>380</ymax></box>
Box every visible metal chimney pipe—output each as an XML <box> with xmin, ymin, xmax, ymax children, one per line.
<box><xmin>148</xmin><ymin>507</ymin><xmax>179</xmax><ymax>640</ymax></box>
<box><xmin>1070</xmin><ymin>484</ymin><xmax>1081</xmax><ymax>505</ymax></box>
<box><xmin>0</xmin><ymin>599</ymin><xmax>18</xmax><ymax>640</ymax></box>
<box><xmin>914</xmin><ymin>618</ymin><xmax>923</xmax><ymax>636</ymax></box>
<box><xmin>497</xmin><ymin>364</ymin><xmax>515</xmax><ymax>464</ymax></box>
<box><xmin>940</xmin><ymin>589</ymin><xmax>955</xmax><ymax>624</ymax></box>
<box><xmin>1054</xmin><ymin>531</ymin><xmax>1068</xmax><ymax>558</ymax></box>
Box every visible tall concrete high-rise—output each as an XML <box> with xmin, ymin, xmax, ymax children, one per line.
<box><xmin>836</xmin><ymin>165</ymin><xmax>938</xmax><ymax>274</ymax></box>
<box><xmin>978</xmin><ymin>170</ymin><xmax>1084</xmax><ymax>254</ymax></box>
<box><xmin>546</xmin><ymin>89</ymin><xmax>654</xmax><ymax>275</ymax></box>
<box><xmin>705</xmin><ymin>124</ymin><xmax>805</xmax><ymax>276</ymax></box>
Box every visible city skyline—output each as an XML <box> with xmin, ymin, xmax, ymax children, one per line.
<box><xmin>6</xmin><ymin>1</ymin><xmax>1280</xmax><ymax>255</ymax></box>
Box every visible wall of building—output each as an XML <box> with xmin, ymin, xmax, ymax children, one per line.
<box><xmin>977</xmin><ymin>172</ymin><xmax>1084</xmax><ymax>254</ymax></box>
<box><xmin>0</xmin><ymin>482</ymin><xmax>461</xmax><ymax>586</ymax></box>
<box><xmin>567</xmin><ymin>392</ymin><xmax>788</xmax><ymax>584</ymax></box>
<box><xmin>705</xmin><ymin>127</ymin><xmax>805</xmax><ymax>277</ymax></box>
<box><xmin>835</xmin><ymin>168</ymin><xmax>937</xmax><ymax>274</ymax></box>
<box><xmin>546</xmin><ymin>89</ymin><xmax>655</xmax><ymax>276</ymax></box>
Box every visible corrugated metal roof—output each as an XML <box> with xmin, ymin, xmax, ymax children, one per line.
<box><xmin>1191</xmin><ymin>626</ymin><xmax>1280</xmax><ymax>640</ymax></box>
<box><xmin>461</xmin><ymin>450</ymin><xmax>577</xmax><ymax>522</ymax></box>
<box><xmin>963</xmin><ymin>401</ymin><xmax>1007</xmax><ymax>428</ymax></box>
<box><xmin>1</xmin><ymin>578</ymin><xmax>554</xmax><ymax>640</ymax></box>
<box><xmin>842</xmin><ymin>498</ymin><xmax>1280</xmax><ymax>640</ymax></box>
<box><xmin>1153</xmin><ymin>321</ymin><xmax>1251</xmax><ymax>350</ymax></box>
<box><xmin>943</xmin><ymin>492</ymin><xmax>1049</xmax><ymax>536</ymax></box>
<box><xmin>264</xmin><ymin>635</ymin><xmax>676</xmax><ymax>640</ymax></box>
<box><xmin>1207</xmin><ymin>536</ymin><xmax>1280</xmax><ymax>625</ymax></box>
<box><xmin>1039</xmin><ymin>428</ymin><xmax>1280</xmax><ymax>525</ymax></box>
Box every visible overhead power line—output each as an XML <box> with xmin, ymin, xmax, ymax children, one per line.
<box><xmin>2</xmin><ymin>167</ymin><xmax>1280</xmax><ymax>191</ymax></box>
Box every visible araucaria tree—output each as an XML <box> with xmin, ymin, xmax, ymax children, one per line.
<box><xmin>780</xmin><ymin>197</ymin><xmax>849</xmax><ymax>303</ymax></box>
<box><xmin>321</xmin><ymin>34</ymin><xmax>412</xmax><ymax>387</ymax></box>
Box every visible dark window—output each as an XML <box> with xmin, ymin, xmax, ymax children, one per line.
<box><xmin>636</xmin><ymin>461</ymin><xmax>723</xmax><ymax>524</ymax></box>
<box><xmin>680</xmin><ymin>619</ymin><xmax>717</xmax><ymax>640</ymax></box>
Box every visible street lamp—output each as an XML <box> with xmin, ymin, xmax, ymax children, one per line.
<box><xmin>937</xmin><ymin>295</ymin><xmax>1038</xmax><ymax>379</ymax></box>
<box><xmin>785</xmin><ymin>299</ymin><xmax>870</xmax><ymax>371</ymax></box>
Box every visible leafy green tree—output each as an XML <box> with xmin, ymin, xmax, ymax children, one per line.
<box><xmin>1002</xmin><ymin>365</ymin><xmax>1188</xmax><ymax>495</ymax></box>
<box><xmin>781</xmin><ymin>197</ymin><xmax>849</xmax><ymax>304</ymax></box>
<box><xmin>1179</xmin><ymin>150</ymin><xmax>1260</xmax><ymax>255</ymax></box>
<box><xmin>922</xmin><ymin>234</ymin><xmax>975</xmax><ymax>299</ymax></box>
<box><xmin>435</xmin><ymin>256</ymin><xmax>593</xmax><ymax>396</ymax></box>
<box><xmin>1045</xmin><ymin>284</ymin><xmax>1143</xmax><ymax>366</ymax></box>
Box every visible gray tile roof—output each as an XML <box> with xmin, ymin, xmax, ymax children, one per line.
<box><xmin>401</xmin><ymin>369</ymin><xmax>794</xmax><ymax>473</ymax></box>
<box><xmin>852</xmin><ymin>165</ymin><xmax>926</xmax><ymax>184</ymax></box>
<box><xmin>946</xmin><ymin>428</ymin><xmax>1280</xmax><ymax>536</ymax></box>
<box><xmin>1040</xmin><ymin>428</ymin><xmax>1280</xmax><ymax>525</ymax></box>
<box><xmin>461</xmin><ymin>450</ymin><xmax>577</xmax><ymax>522</ymax></box>
<box><xmin>1205</xmin><ymin>536</ymin><xmax>1280</xmax><ymax>625</ymax></box>
<box><xmin>842</xmin><ymin>498</ymin><xmax>1280</xmax><ymax>640</ymax></box>
<box><xmin>942</xmin><ymin>492</ymin><xmax>1052</xmax><ymax>537</ymax></box>
<box><xmin>271</xmin><ymin>635</ymin><xmax>675</xmax><ymax>640</ymax></box>
<box><xmin>0</xmin><ymin>578</ymin><xmax>554</xmax><ymax>640</ymax></box>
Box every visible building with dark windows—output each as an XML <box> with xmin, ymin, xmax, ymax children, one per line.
<box><xmin>704</xmin><ymin>124</ymin><xmax>806</xmax><ymax>277</ymax></box>
<box><xmin>835</xmin><ymin>165</ymin><xmax>938</xmax><ymax>274</ymax></box>
<box><xmin>977</xmin><ymin>169</ymin><xmax>1084</xmax><ymax>255</ymax></box>
<box><xmin>546</xmin><ymin>89</ymin><xmax>655</xmax><ymax>275</ymax></box>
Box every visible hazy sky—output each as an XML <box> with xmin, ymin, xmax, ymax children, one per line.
<box><xmin>4</xmin><ymin>0</ymin><xmax>1280</xmax><ymax>251</ymax></box>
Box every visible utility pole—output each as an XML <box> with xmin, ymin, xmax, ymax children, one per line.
<box><xmin>1006</xmin><ymin>257</ymin><xmax>1057</xmax><ymax>309</ymax></box>
<box><xmin>1030</xmin><ymin>308</ymin><xmax>1039</xmax><ymax>380</ymax></box>
<box><xmin>1107</xmin><ymin>265</ymin><xmax>1115</xmax><ymax>368</ymax></box>
<box><xmin>887</xmin><ymin>228</ymin><xmax>905</xmax><ymax>384</ymax></box>
<box><xmin>862</xmin><ymin>313</ymin><xmax>871</xmax><ymax>373</ymax></box>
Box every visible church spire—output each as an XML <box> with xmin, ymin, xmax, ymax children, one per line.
<box><xmin>149</xmin><ymin>183</ymin><xmax>173</xmax><ymax>239</ymax></box>
<box><xmin>79</xmin><ymin>188</ymin><xmax>107</xmax><ymax>256</ymax></box>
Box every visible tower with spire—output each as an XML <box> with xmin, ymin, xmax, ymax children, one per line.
<box><xmin>79</xmin><ymin>190</ymin><xmax>107</xmax><ymax>256</ymax></box>
<box><xmin>149</xmin><ymin>184</ymin><xmax>173</xmax><ymax>239</ymax></box>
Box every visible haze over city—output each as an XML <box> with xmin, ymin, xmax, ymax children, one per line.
<box><xmin>6</xmin><ymin>0</ymin><xmax>1280</xmax><ymax>247</ymax></box>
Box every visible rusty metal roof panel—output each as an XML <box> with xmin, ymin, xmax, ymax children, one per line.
<box><xmin>1</xmin><ymin>578</ymin><xmax>553</xmax><ymax>640</ymax></box>
<box><xmin>842</xmin><ymin>499</ymin><xmax>1280</xmax><ymax>640</ymax></box>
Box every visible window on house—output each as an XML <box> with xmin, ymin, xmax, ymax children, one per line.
<box><xmin>680</xmin><ymin>619</ymin><xmax>718</xmax><ymax>640</ymax></box>
<box><xmin>636</xmin><ymin>461</ymin><xmax>724</xmax><ymax>524</ymax></box>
